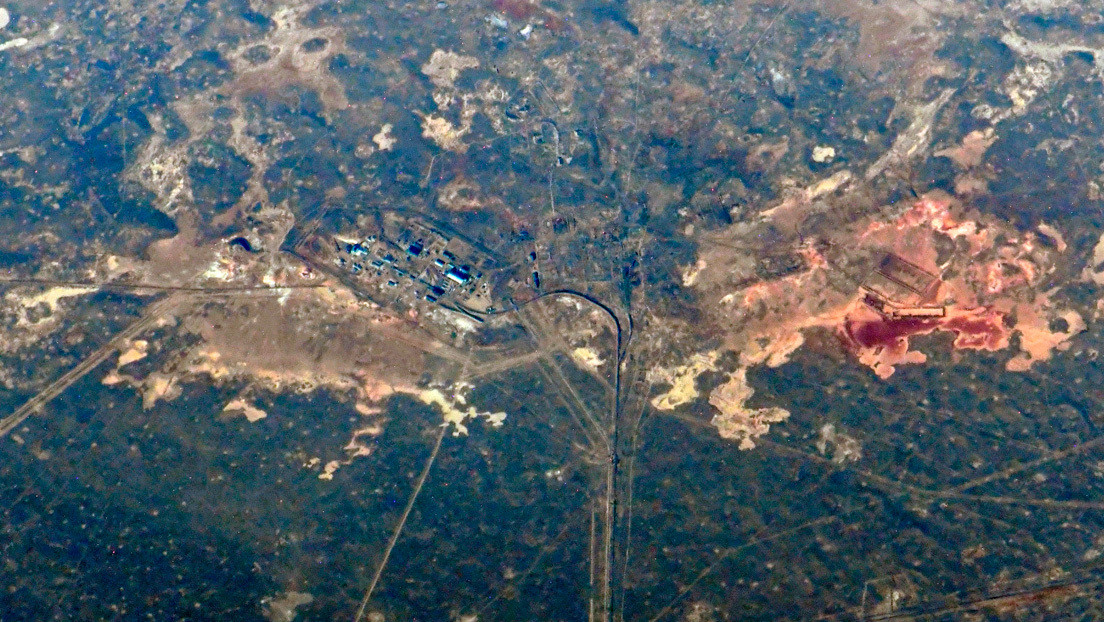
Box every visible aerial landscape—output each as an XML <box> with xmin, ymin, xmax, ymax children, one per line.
<box><xmin>3</xmin><ymin>0</ymin><xmax>1104</xmax><ymax>619</ymax></box>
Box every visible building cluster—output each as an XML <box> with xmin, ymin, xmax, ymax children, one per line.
<box><xmin>309</xmin><ymin>218</ymin><xmax>496</xmax><ymax>318</ymax></box>
<box><xmin>861</xmin><ymin>253</ymin><xmax>946</xmax><ymax>319</ymax></box>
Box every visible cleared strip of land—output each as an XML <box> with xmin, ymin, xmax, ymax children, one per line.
<box><xmin>0</xmin><ymin>293</ymin><xmax>194</xmax><ymax>439</ymax></box>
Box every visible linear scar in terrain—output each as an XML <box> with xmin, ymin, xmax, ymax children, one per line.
<box><xmin>615</xmin><ymin>355</ymin><xmax>652</xmax><ymax>622</ymax></box>
<box><xmin>524</xmin><ymin>351</ymin><xmax>607</xmax><ymax>451</ymax></box>
<box><xmin>0</xmin><ymin>292</ymin><xmax>193</xmax><ymax>439</ymax></box>
<box><xmin>0</xmin><ymin>324</ymin><xmax>227</xmax><ymax>523</ymax></box>
<box><xmin>935</xmin><ymin>500</ymin><xmax>1053</xmax><ymax>558</ymax></box>
<box><xmin>814</xmin><ymin>569</ymin><xmax>1104</xmax><ymax>621</ymax></box>
<box><xmin>472</xmin><ymin>503</ymin><xmax>589</xmax><ymax>616</ymax></box>
<box><xmin>512</xmin><ymin>292</ymin><xmax>626</xmax><ymax>621</ymax></box>
<box><xmin>647</xmin><ymin>416</ymin><xmax>1104</xmax><ymax>512</ymax></box>
<box><xmin>757</xmin><ymin>439</ymin><xmax>1104</xmax><ymax>511</ymax></box>
<box><xmin>459</xmin><ymin>350</ymin><xmax>547</xmax><ymax>381</ymax></box>
<box><xmin>1033</xmin><ymin>369</ymin><xmax>1102</xmax><ymax>436</ymax></box>
<box><xmin>590</xmin><ymin>498</ymin><xmax>602</xmax><ymax>622</ymax></box>
<box><xmin>743</xmin><ymin>394</ymin><xmax>1104</xmax><ymax>507</ymax></box>
<box><xmin>0</xmin><ymin>283</ymin><xmax>481</xmax><ymax>439</ymax></box>
<box><xmin>0</xmin><ymin>277</ymin><xmax>328</xmax><ymax>292</ymax></box>
<box><xmin>0</xmin><ymin>287</ymin><xmax>328</xmax><ymax>436</ymax></box>
<box><xmin>601</xmin><ymin>311</ymin><xmax>631</xmax><ymax>622</ymax></box>
<box><xmin>646</xmin><ymin>516</ymin><xmax>840</xmax><ymax>622</ymax></box>
<box><xmin>353</xmin><ymin>426</ymin><xmax>446</xmax><ymax>622</ymax></box>
<box><xmin>524</xmin><ymin>300</ymin><xmax>616</xmax><ymax>396</ymax></box>
<box><xmin>366</xmin><ymin>321</ymin><xmax>472</xmax><ymax>366</ymax></box>
<box><xmin>935</xmin><ymin>432</ymin><xmax>1104</xmax><ymax>496</ymax></box>
<box><xmin>516</xmin><ymin>307</ymin><xmax>609</xmax><ymax>448</ymax></box>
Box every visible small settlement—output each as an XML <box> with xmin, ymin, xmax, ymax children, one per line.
<box><xmin>860</xmin><ymin>252</ymin><xmax>946</xmax><ymax>319</ymax></box>
<box><xmin>296</xmin><ymin>215</ymin><xmax>497</xmax><ymax>320</ymax></box>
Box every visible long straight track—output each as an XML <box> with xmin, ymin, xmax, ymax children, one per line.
<box><xmin>0</xmin><ymin>293</ymin><xmax>193</xmax><ymax>439</ymax></box>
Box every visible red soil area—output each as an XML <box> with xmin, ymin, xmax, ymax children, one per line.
<box><xmin>697</xmin><ymin>187</ymin><xmax>1078</xmax><ymax>379</ymax></box>
<box><xmin>490</xmin><ymin>0</ymin><xmax>568</xmax><ymax>33</ymax></box>
<box><xmin>844</xmin><ymin>311</ymin><xmax>1008</xmax><ymax>353</ymax></box>
<box><xmin>492</xmin><ymin>0</ymin><xmax>539</xmax><ymax>19</ymax></box>
<box><xmin>845</xmin><ymin>317</ymin><xmax>940</xmax><ymax>349</ymax></box>
<box><xmin>943</xmin><ymin>313</ymin><xmax>1008</xmax><ymax>350</ymax></box>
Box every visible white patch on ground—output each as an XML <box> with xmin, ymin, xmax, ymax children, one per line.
<box><xmin>1037</xmin><ymin>222</ymin><xmax>1067</xmax><ymax>252</ymax></box>
<box><xmin>1002</xmin><ymin>28</ymin><xmax>1104</xmax><ymax>74</ymax></box>
<box><xmin>571</xmin><ymin>346</ymin><xmax>605</xmax><ymax>370</ymax></box>
<box><xmin>319</xmin><ymin>420</ymin><xmax>384</xmax><ymax>480</ymax></box>
<box><xmin>1005</xmin><ymin>61</ymin><xmax>1055</xmax><ymax>114</ymax></box>
<box><xmin>681</xmin><ymin>259</ymin><xmax>707</xmax><ymax>287</ymax></box>
<box><xmin>201</xmin><ymin>256</ymin><xmax>235</xmax><ymax>281</ymax></box>
<box><xmin>0</xmin><ymin>22</ymin><xmax>60</xmax><ymax>53</ymax></box>
<box><xmin>866</xmin><ymin>89</ymin><xmax>956</xmax><ymax>180</ymax></box>
<box><xmin>808</xmin><ymin>169</ymin><xmax>852</xmax><ymax>197</ymax></box>
<box><xmin>1010</xmin><ymin>0</ymin><xmax>1077</xmax><ymax>10</ymax></box>
<box><xmin>17</xmin><ymin>286</ymin><xmax>97</xmax><ymax>313</ymax></box>
<box><xmin>972</xmin><ymin>30</ymin><xmax>1104</xmax><ymax>125</ymax></box>
<box><xmin>0</xmin><ymin>8</ymin><xmax>9</xmax><ymax>29</ymax></box>
<box><xmin>1083</xmin><ymin>533</ymin><xmax>1104</xmax><ymax>561</ymax></box>
<box><xmin>418</xmin><ymin>50</ymin><xmax>484</xmax><ymax>152</ymax></box>
<box><xmin>708</xmin><ymin>367</ymin><xmax>790</xmax><ymax>450</ymax></box>
<box><xmin>261</xmin><ymin>591</ymin><xmax>313</xmax><ymax>622</ymax></box>
<box><xmin>758</xmin><ymin>170</ymin><xmax>853</xmax><ymax>220</ymax></box>
<box><xmin>421</xmin><ymin>49</ymin><xmax>479</xmax><ymax>89</ymax></box>
<box><xmin>682</xmin><ymin>601</ymin><xmax>718</xmax><ymax>622</ymax></box>
<box><xmin>1083</xmin><ymin>231</ymin><xmax>1104</xmax><ymax>286</ymax></box>
<box><xmin>372</xmin><ymin>123</ymin><xmax>396</xmax><ymax>151</ymax></box>
<box><xmin>117</xmin><ymin>340</ymin><xmax>149</xmax><ymax>367</ymax></box>
<box><xmin>420</xmin><ymin>113</ymin><xmax>471</xmax><ymax>152</ymax></box>
<box><xmin>418</xmin><ymin>384</ymin><xmax>506</xmax><ymax>436</ymax></box>
<box><xmin>426</xmin><ymin>307</ymin><xmax>479</xmax><ymax>338</ymax></box>
<box><xmin>142</xmin><ymin>373</ymin><xmax>181</xmax><ymax>410</ymax></box>
<box><xmin>0</xmin><ymin>37</ymin><xmax>27</xmax><ymax>51</ymax></box>
<box><xmin>223</xmin><ymin>398</ymin><xmax>268</xmax><ymax>422</ymax></box>
<box><xmin>132</xmin><ymin>138</ymin><xmax>195</xmax><ymax>217</ymax></box>
<box><xmin>102</xmin><ymin>370</ymin><xmax>125</xmax><ymax>385</ymax></box>
<box><xmin>8</xmin><ymin>285</ymin><xmax>98</xmax><ymax>328</ymax></box>
<box><xmin>319</xmin><ymin>460</ymin><xmax>342</xmax><ymax>480</ymax></box>
<box><xmin>811</xmin><ymin>145</ymin><xmax>836</xmax><ymax>163</ymax></box>
<box><xmin>815</xmin><ymin>423</ymin><xmax>863</xmax><ymax>464</ymax></box>
<box><xmin>648</xmin><ymin>352</ymin><xmax>720</xmax><ymax>411</ymax></box>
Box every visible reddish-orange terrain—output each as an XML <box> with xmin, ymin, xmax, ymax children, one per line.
<box><xmin>695</xmin><ymin>191</ymin><xmax>1082</xmax><ymax>379</ymax></box>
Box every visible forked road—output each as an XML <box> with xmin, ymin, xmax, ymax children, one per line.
<box><xmin>0</xmin><ymin>292</ymin><xmax>193</xmax><ymax>439</ymax></box>
<box><xmin>2</xmin><ymin>278</ymin><xmax>640</xmax><ymax>620</ymax></box>
<box><xmin>526</xmin><ymin>290</ymin><xmax>630</xmax><ymax>622</ymax></box>
<box><xmin>0</xmin><ymin>285</ymin><xmax>329</xmax><ymax>440</ymax></box>
<box><xmin>506</xmin><ymin>289</ymin><xmax>631</xmax><ymax>621</ymax></box>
